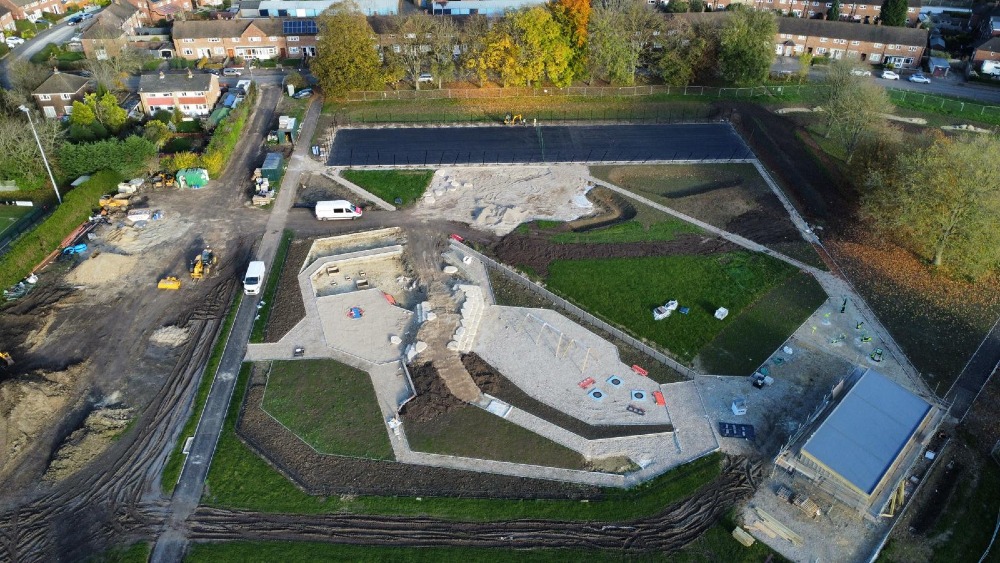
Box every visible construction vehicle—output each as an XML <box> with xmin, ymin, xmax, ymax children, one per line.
<box><xmin>149</xmin><ymin>172</ymin><xmax>176</xmax><ymax>189</ymax></box>
<box><xmin>189</xmin><ymin>247</ymin><xmax>218</xmax><ymax>279</ymax></box>
<box><xmin>99</xmin><ymin>193</ymin><xmax>132</xmax><ymax>210</ymax></box>
<box><xmin>504</xmin><ymin>113</ymin><xmax>525</xmax><ymax>125</ymax></box>
<box><xmin>157</xmin><ymin>277</ymin><xmax>181</xmax><ymax>290</ymax></box>
<box><xmin>0</xmin><ymin>352</ymin><xmax>12</xmax><ymax>367</ymax></box>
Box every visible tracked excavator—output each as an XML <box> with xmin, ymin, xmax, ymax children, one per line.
<box><xmin>189</xmin><ymin>247</ymin><xmax>218</xmax><ymax>279</ymax></box>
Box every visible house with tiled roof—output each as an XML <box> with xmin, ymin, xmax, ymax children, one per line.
<box><xmin>172</xmin><ymin>18</ymin><xmax>317</xmax><ymax>60</ymax></box>
<box><xmin>775</xmin><ymin>18</ymin><xmax>928</xmax><ymax>67</ymax></box>
<box><xmin>0</xmin><ymin>0</ymin><xmax>65</xmax><ymax>22</ymax></box>
<box><xmin>973</xmin><ymin>36</ymin><xmax>1000</xmax><ymax>64</ymax></box>
<box><xmin>0</xmin><ymin>7</ymin><xmax>15</xmax><ymax>33</ymax></box>
<box><xmin>81</xmin><ymin>0</ymin><xmax>146</xmax><ymax>60</ymax></box>
<box><xmin>32</xmin><ymin>70</ymin><xmax>91</xmax><ymax>118</ymax></box>
<box><xmin>137</xmin><ymin>69</ymin><xmax>220</xmax><ymax>117</ymax></box>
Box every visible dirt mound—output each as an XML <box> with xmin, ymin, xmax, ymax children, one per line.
<box><xmin>565</xmin><ymin>187</ymin><xmax>636</xmax><ymax>233</ymax></box>
<box><xmin>461</xmin><ymin>353</ymin><xmax>502</xmax><ymax>396</ymax></box>
<box><xmin>398</xmin><ymin>362</ymin><xmax>464</xmax><ymax>423</ymax></box>
<box><xmin>65</xmin><ymin>253</ymin><xmax>139</xmax><ymax>286</ymax></box>
<box><xmin>149</xmin><ymin>325</ymin><xmax>190</xmax><ymax>347</ymax></box>
<box><xmin>494</xmin><ymin>232</ymin><xmax>738</xmax><ymax>277</ymax></box>
<box><xmin>44</xmin><ymin>406</ymin><xmax>134</xmax><ymax>482</ymax></box>
<box><xmin>0</xmin><ymin>363</ymin><xmax>86</xmax><ymax>483</ymax></box>
<box><xmin>265</xmin><ymin>238</ymin><xmax>311</xmax><ymax>343</ymax></box>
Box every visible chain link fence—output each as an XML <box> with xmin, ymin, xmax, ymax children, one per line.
<box><xmin>887</xmin><ymin>88</ymin><xmax>1000</xmax><ymax>123</ymax></box>
<box><xmin>345</xmin><ymin>84</ymin><xmax>818</xmax><ymax>102</ymax></box>
<box><xmin>0</xmin><ymin>197</ymin><xmax>57</xmax><ymax>259</ymax></box>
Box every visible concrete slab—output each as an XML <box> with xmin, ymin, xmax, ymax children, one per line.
<box><xmin>316</xmin><ymin>289</ymin><xmax>414</xmax><ymax>365</ymax></box>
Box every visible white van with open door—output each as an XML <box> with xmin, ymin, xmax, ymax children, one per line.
<box><xmin>243</xmin><ymin>261</ymin><xmax>266</xmax><ymax>295</ymax></box>
<box><xmin>315</xmin><ymin>200</ymin><xmax>362</xmax><ymax>221</ymax></box>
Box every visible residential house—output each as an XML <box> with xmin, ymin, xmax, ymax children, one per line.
<box><xmin>238</xmin><ymin>0</ymin><xmax>397</xmax><ymax>17</ymax></box>
<box><xmin>0</xmin><ymin>7</ymin><xmax>15</xmax><ymax>32</ymax></box>
<box><xmin>0</xmin><ymin>0</ymin><xmax>65</xmax><ymax>22</ymax></box>
<box><xmin>81</xmin><ymin>0</ymin><xmax>146</xmax><ymax>60</ymax></box>
<box><xmin>172</xmin><ymin>18</ymin><xmax>318</xmax><ymax>60</ymax></box>
<box><xmin>137</xmin><ymin>69</ymin><xmax>220</xmax><ymax>117</ymax></box>
<box><xmin>775</xmin><ymin>17</ymin><xmax>928</xmax><ymax>67</ymax></box>
<box><xmin>973</xmin><ymin>36</ymin><xmax>1000</xmax><ymax>64</ymax></box>
<box><xmin>122</xmin><ymin>0</ymin><xmax>192</xmax><ymax>22</ymax></box>
<box><xmin>706</xmin><ymin>0</ymin><xmax>921</xmax><ymax>25</ymax></box>
<box><xmin>32</xmin><ymin>70</ymin><xmax>91</xmax><ymax>118</ymax></box>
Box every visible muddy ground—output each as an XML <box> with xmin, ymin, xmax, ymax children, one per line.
<box><xmin>263</xmin><ymin>237</ymin><xmax>311</xmax><ymax>343</ymax></box>
<box><xmin>237</xmin><ymin>365</ymin><xmax>599</xmax><ymax>499</ymax></box>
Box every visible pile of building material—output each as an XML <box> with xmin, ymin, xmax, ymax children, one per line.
<box><xmin>448</xmin><ymin>284</ymin><xmax>484</xmax><ymax>353</ymax></box>
<box><xmin>747</xmin><ymin>507</ymin><xmax>804</xmax><ymax>546</ymax></box>
<box><xmin>251</xmin><ymin>168</ymin><xmax>275</xmax><ymax>206</ymax></box>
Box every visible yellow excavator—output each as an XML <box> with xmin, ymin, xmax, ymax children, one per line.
<box><xmin>504</xmin><ymin>113</ymin><xmax>525</xmax><ymax>125</ymax></box>
<box><xmin>99</xmin><ymin>193</ymin><xmax>131</xmax><ymax>211</ymax></box>
<box><xmin>189</xmin><ymin>247</ymin><xmax>218</xmax><ymax>279</ymax></box>
<box><xmin>0</xmin><ymin>352</ymin><xmax>12</xmax><ymax>367</ymax></box>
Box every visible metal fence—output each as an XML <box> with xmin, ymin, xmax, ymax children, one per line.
<box><xmin>453</xmin><ymin>241</ymin><xmax>696</xmax><ymax>379</ymax></box>
<box><xmin>0</xmin><ymin>200</ymin><xmax>56</xmax><ymax>258</ymax></box>
<box><xmin>346</xmin><ymin>84</ymin><xmax>818</xmax><ymax>102</ymax></box>
<box><xmin>887</xmin><ymin>88</ymin><xmax>1000</xmax><ymax>122</ymax></box>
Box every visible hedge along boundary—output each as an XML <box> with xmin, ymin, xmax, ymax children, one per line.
<box><xmin>201</xmin><ymin>82</ymin><xmax>259</xmax><ymax>177</ymax></box>
<box><xmin>0</xmin><ymin>170</ymin><xmax>122</xmax><ymax>289</ymax></box>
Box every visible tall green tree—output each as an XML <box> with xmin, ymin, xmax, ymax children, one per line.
<box><xmin>655</xmin><ymin>18</ymin><xmax>711</xmax><ymax>86</ymax></box>
<box><xmin>588</xmin><ymin>4</ymin><xmax>663</xmax><ymax>85</ymax></box>
<box><xmin>718</xmin><ymin>8</ymin><xmax>777</xmax><ymax>86</ymax></box>
<box><xmin>864</xmin><ymin>135</ymin><xmax>1000</xmax><ymax>277</ymax></box>
<box><xmin>470</xmin><ymin>7</ymin><xmax>574</xmax><ymax>87</ymax></box>
<box><xmin>827</xmin><ymin>0</ymin><xmax>841</xmax><ymax>19</ymax></box>
<box><xmin>313</xmin><ymin>3</ymin><xmax>383</xmax><ymax>96</ymax></box>
<box><xmin>879</xmin><ymin>0</ymin><xmax>908</xmax><ymax>26</ymax></box>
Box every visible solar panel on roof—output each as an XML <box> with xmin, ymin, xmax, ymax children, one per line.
<box><xmin>282</xmin><ymin>19</ymin><xmax>317</xmax><ymax>35</ymax></box>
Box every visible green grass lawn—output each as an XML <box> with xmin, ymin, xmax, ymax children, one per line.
<box><xmin>928</xmin><ymin>457</ymin><xmax>1000</xmax><ymax>563</ymax></box>
<box><xmin>340</xmin><ymin>169</ymin><xmax>434</xmax><ymax>206</ymax></box>
<box><xmin>261</xmin><ymin>359</ymin><xmax>393</xmax><ymax>459</ymax></box>
<box><xmin>0</xmin><ymin>205</ymin><xmax>32</xmax><ymax>240</ymax></box>
<box><xmin>404</xmin><ymin>405</ymin><xmax>587</xmax><ymax>469</ymax></box>
<box><xmin>206</xmin><ymin>361</ymin><xmax>724</xmax><ymax>519</ymax></box>
<box><xmin>545</xmin><ymin>252</ymin><xmax>797</xmax><ymax>363</ymax></box>
<box><xmin>89</xmin><ymin>541</ymin><xmax>150</xmax><ymax>563</ymax></box>
<box><xmin>551</xmin><ymin>218</ymin><xmax>699</xmax><ymax>244</ymax></box>
<box><xmin>697</xmin><ymin>272</ymin><xmax>827</xmax><ymax>375</ymax></box>
<box><xmin>161</xmin><ymin>137</ymin><xmax>194</xmax><ymax>154</ymax></box>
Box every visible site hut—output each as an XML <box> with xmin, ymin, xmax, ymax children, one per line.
<box><xmin>774</xmin><ymin>369</ymin><xmax>944</xmax><ymax>521</ymax></box>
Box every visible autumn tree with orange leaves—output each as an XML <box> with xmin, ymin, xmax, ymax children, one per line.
<box><xmin>550</xmin><ymin>0</ymin><xmax>590</xmax><ymax>77</ymax></box>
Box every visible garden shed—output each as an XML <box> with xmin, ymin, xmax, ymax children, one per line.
<box><xmin>261</xmin><ymin>153</ymin><xmax>283</xmax><ymax>182</ymax></box>
<box><xmin>276</xmin><ymin>115</ymin><xmax>298</xmax><ymax>144</ymax></box>
<box><xmin>927</xmin><ymin>57</ymin><xmax>950</xmax><ymax>77</ymax></box>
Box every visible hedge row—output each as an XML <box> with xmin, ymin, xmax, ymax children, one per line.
<box><xmin>201</xmin><ymin>82</ymin><xmax>258</xmax><ymax>177</ymax></box>
<box><xmin>58</xmin><ymin>136</ymin><xmax>157</xmax><ymax>180</ymax></box>
<box><xmin>0</xmin><ymin>170</ymin><xmax>122</xmax><ymax>290</ymax></box>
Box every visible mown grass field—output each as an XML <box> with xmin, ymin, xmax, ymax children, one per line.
<box><xmin>341</xmin><ymin>169</ymin><xmax>434</xmax><ymax>206</ymax></box>
<box><xmin>262</xmin><ymin>359</ymin><xmax>393</xmax><ymax>459</ymax></box>
<box><xmin>0</xmin><ymin>205</ymin><xmax>32</xmax><ymax>240</ymax></box>
<box><xmin>546</xmin><ymin>252</ymin><xmax>797</xmax><ymax>363</ymax></box>
<box><xmin>205</xmin><ymin>364</ymin><xmax>723</xmax><ymax>520</ymax></box>
<box><xmin>551</xmin><ymin>218</ymin><xmax>700</xmax><ymax>244</ymax></box>
<box><xmin>404</xmin><ymin>405</ymin><xmax>587</xmax><ymax>470</ymax></box>
<box><xmin>697</xmin><ymin>272</ymin><xmax>827</xmax><ymax>375</ymax></box>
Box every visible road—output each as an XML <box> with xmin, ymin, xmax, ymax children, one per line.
<box><xmin>329</xmin><ymin>124</ymin><xmax>752</xmax><ymax>166</ymax></box>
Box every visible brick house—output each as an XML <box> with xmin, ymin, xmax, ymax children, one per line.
<box><xmin>123</xmin><ymin>0</ymin><xmax>192</xmax><ymax>22</ymax></box>
<box><xmin>172</xmin><ymin>18</ymin><xmax>317</xmax><ymax>60</ymax></box>
<box><xmin>705</xmin><ymin>0</ymin><xmax>921</xmax><ymax>26</ymax></box>
<box><xmin>775</xmin><ymin>18</ymin><xmax>928</xmax><ymax>67</ymax></box>
<box><xmin>973</xmin><ymin>37</ymin><xmax>1000</xmax><ymax>64</ymax></box>
<box><xmin>81</xmin><ymin>0</ymin><xmax>146</xmax><ymax>60</ymax></box>
<box><xmin>137</xmin><ymin>70</ymin><xmax>220</xmax><ymax>117</ymax></box>
<box><xmin>32</xmin><ymin>70</ymin><xmax>91</xmax><ymax>119</ymax></box>
<box><xmin>0</xmin><ymin>0</ymin><xmax>65</xmax><ymax>22</ymax></box>
<box><xmin>0</xmin><ymin>7</ymin><xmax>16</xmax><ymax>32</ymax></box>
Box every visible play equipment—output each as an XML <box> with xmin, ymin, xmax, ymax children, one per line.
<box><xmin>653</xmin><ymin>391</ymin><xmax>666</xmax><ymax>406</ymax></box>
<box><xmin>578</xmin><ymin>377</ymin><xmax>595</xmax><ymax>389</ymax></box>
<box><xmin>626</xmin><ymin>405</ymin><xmax>646</xmax><ymax>416</ymax></box>
<box><xmin>631</xmin><ymin>365</ymin><xmax>648</xmax><ymax>377</ymax></box>
<box><xmin>157</xmin><ymin>277</ymin><xmax>181</xmax><ymax>290</ymax></box>
<box><xmin>870</xmin><ymin>348</ymin><xmax>884</xmax><ymax>363</ymax></box>
<box><xmin>606</xmin><ymin>375</ymin><xmax>623</xmax><ymax>387</ymax></box>
<box><xmin>631</xmin><ymin>390</ymin><xmax>647</xmax><ymax>401</ymax></box>
<box><xmin>347</xmin><ymin>306</ymin><xmax>364</xmax><ymax>319</ymax></box>
<box><xmin>653</xmin><ymin>300</ymin><xmax>679</xmax><ymax>321</ymax></box>
<box><xmin>189</xmin><ymin>247</ymin><xmax>218</xmax><ymax>279</ymax></box>
<box><xmin>588</xmin><ymin>388</ymin><xmax>605</xmax><ymax>401</ymax></box>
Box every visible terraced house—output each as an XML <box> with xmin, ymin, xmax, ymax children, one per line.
<box><xmin>172</xmin><ymin>18</ymin><xmax>318</xmax><ymax>61</ymax></box>
<box><xmin>775</xmin><ymin>18</ymin><xmax>928</xmax><ymax>67</ymax></box>
<box><xmin>81</xmin><ymin>0</ymin><xmax>146</xmax><ymax>60</ymax></box>
<box><xmin>137</xmin><ymin>69</ymin><xmax>220</xmax><ymax>117</ymax></box>
<box><xmin>0</xmin><ymin>0</ymin><xmax>63</xmax><ymax>21</ymax></box>
<box><xmin>705</xmin><ymin>0</ymin><xmax>921</xmax><ymax>25</ymax></box>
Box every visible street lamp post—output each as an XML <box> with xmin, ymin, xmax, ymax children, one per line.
<box><xmin>18</xmin><ymin>105</ymin><xmax>61</xmax><ymax>204</ymax></box>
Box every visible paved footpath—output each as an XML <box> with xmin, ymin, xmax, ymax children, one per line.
<box><xmin>151</xmin><ymin>96</ymin><xmax>323</xmax><ymax>563</ymax></box>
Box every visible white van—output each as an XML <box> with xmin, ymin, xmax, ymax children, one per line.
<box><xmin>243</xmin><ymin>261</ymin><xmax>266</xmax><ymax>295</ymax></box>
<box><xmin>315</xmin><ymin>200</ymin><xmax>362</xmax><ymax>221</ymax></box>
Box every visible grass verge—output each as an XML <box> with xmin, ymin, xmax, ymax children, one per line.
<box><xmin>161</xmin><ymin>289</ymin><xmax>243</xmax><ymax>495</ymax></box>
<box><xmin>697</xmin><ymin>272</ymin><xmax>827</xmax><ymax>375</ymax></box>
<box><xmin>928</xmin><ymin>456</ymin><xmax>1000</xmax><ymax>562</ymax></box>
<box><xmin>89</xmin><ymin>541</ymin><xmax>150</xmax><ymax>563</ymax></box>
<box><xmin>545</xmin><ymin>252</ymin><xmax>797</xmax><ymax>363</ymax></box>
<box><xmin>249</xmin><ymin>229</ymin><xmax>292</xmax><ymax>343</ymax></box>
<box><xmin>551</xmin><ymin>219</ymin><xmax>699</xmax><ymax>244</ymax></box>
<box><xmin>261</xmin><ymin>359</ymin><xmax>393</xmax><ymax>459</ymax></box>
<box><xmin>404</xmin><ymin>404</ymin><xmax>588</xmax><ymax>470</ymax></box>
<box><xmin>340</xmin><ymin>169</ymin><xmax>434</xmax><ymax>206</ymax></box>
<box><xmin>206</xmin><ymin>366</ymin><xmax>722</xmax><ymax>519</ymax></box>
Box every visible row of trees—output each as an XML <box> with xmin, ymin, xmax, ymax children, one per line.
<box><xmin>313</xmin><ymin>4</ymin><xmax>778</xmax><ymax>95</ymax></box>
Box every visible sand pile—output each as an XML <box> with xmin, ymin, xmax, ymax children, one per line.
<box><xmin>103</xmin><ymin>219</ymin><xmax>192</xmax><ymax>253</ymax></box>
<box><xmin>150</xmin><ymin>325</ymin><xmax>190</xmax><ymax>347</ymax></box>
<box><xmin>66</xmin><ymin>253</ymin><xmax>139</xmax><ymax>286</ymax></box>
<box><xmin>44</xmin><ymin>406</ymin><xmax>134</xmax><ymax>482</ymax></box>
<box><xmin>412</xmin><ymin>166</ymin><xmax>595</xmax><ymax>236</ymax></box>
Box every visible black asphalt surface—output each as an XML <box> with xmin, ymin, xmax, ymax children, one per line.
<box><xmin>329</xmin><ymin>124</ymin><xmax>752</xmax><ymax>166</ymax></box>
<box><xmin>946</xmin><ymin>319</ymin><xmax>1000</xmax><ymax>419</ymax></box>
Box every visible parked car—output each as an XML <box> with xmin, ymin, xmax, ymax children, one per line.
<box><xmin>67</xmin><ymin>15</ymin><xmax>81</xmax><ymax>25</ymax></box>
<box><xmin>908</xmin><ymin>73</ymin><xmax>931</xmax><ymax>83</ymax></box>
<box><xmin>880</xmin><ymin>70</ymin><xmax>900</xmax><ymax>80</ymax></box>
<box><xmin>850</xmin><ymin>68</ymin><xmax>872</xmax><ymax>77</ymax></box>
<box><xmin>80</xmin><ymin>12</ymin><xmax>93</xmax><ymax>19</ymax></box>
<box><xmin>206</xmin><ymin>68</ymin><xmax>220</xmax><ymax>76</ymax></box>
<box><xmin>291</xmin><ymin>88</ymin><xmax>313</xmax><ymax>99</ymax></box>
<box><xmin>417</xmin><ymin>72</ymin><xmax>434</xmax><ymax>83</ymax></box>
<box><xmin>222</xmin><ymin>67</ymin><xmax>242</xmax><ymax>77</ymax></box>
<box><xmin>5</xmin><ymin>36</ymin><xmax>24</xmax><ymax>47</ymax></box>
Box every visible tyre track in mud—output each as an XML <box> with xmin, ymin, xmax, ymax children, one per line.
<box><xmin>187</xmin><ymin>457</ymin><xmax>760</xmax><ymax>553</ymax></box>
